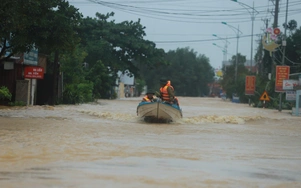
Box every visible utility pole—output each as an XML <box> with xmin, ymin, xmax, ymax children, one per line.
<box><xmin>250</xmin><ymin>1</ymin><xmax>255</xmax><ymax>73</ymax></box>
<box><xmin>265</xmin><ymin>18</ymin><xmax>269</xmax><ymax>30</ymax></box>
<box><xmin>281</xmin><ymin>0</ymin><xmax>289</xmax><ymax>65</ymax></box>
<box><xmin>261</xmin><ymin>18</ymin><xmax>269</xmax><ymax>76</ymax></box>
<box><xmin>279</xmin><ymin>0</ymin><xmax>289</xmax><ymax>112</ymax></box>
<box><xmin>271</xmin><ymin>0</ymin><xmax>280</xmax><ymax>78</ymax></box>
<box><xmin>273</xmin><ymin>0</ymin><xmax>280</xmax><ymax>28</ymax></box>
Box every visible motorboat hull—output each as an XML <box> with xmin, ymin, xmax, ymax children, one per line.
<box><xmin>137</xmin><ymin>101</ymin><xmax>182</xmax><ymax>122</ymax></box>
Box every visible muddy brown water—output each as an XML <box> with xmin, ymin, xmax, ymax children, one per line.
<box><xmin>0</xmin><ymin>97</ymin><xmax>301</xmax><ymax>187</ymax></box>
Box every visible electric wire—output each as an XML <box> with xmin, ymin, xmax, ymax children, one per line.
<box><xmin>69</xmin><ymin>0</ymin><xmax>301</xmax><ymax>25</ymax></box>
<box><xmin>153</xmin><ymin>34</ymin><xmax>258</xmax><ymax>43</ymax></box>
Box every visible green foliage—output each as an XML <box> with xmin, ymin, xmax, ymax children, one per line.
<box><xmin>283</xmin><ymin>26</ymin><xmax>301</xmax><ymax>74</ymax></box>
<box><xmin>63</xmin><ymin>82</ymin><xmax>94</xmax><ymax>104</ymax></box>
<box><xmin>0</xmin><ymin>86</ymin><xmax>12</xmax><ymax>101</ymax></box>
<box><xmin>86</xmin><ymin>60</ymin><xmax>114</xmax><ymax>99</ymax></box>
<box><xmin>77</xmin><ymin>13</ymin><xmax>166</xmax><ymax>77</ymax></box>
<box><xmin>0</xmin><ymin>0</ymin><xmax>81</xmax><ymax>62</ymax></box>
<box><xmin>283</xmin><ymin>19</ymin><xmax>298</xmax><ymax>35</ymax></box>
<box><xmin>139</xmin><ymin>47</ymin><xmax>214</xmax><ymax>96</ymax></box>
<box><xmin>60</xmin><ymin>45</ymin><xmax>88</xmax><ymax>84</ymax></box>
<box><xmin>8</xmin><ymin>101</ymin><xmax>26</xmax><ymax>106</ymax></box>
<box><xmin>38</xmin><ymin>1</ymin><xmax>81</xmax><ymax>54</ymax></box>
<box><xmin>220</xmin><ymin>53</ymin><xmax>249</xmax><ymax>102</ymax></box>
<box><xmin>135</xmin><ymin>79</ymin><xmax>146</xmax><ymax>96</ymax></box>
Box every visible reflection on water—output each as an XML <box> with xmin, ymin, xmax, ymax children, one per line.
<box><xmin>1</xmin><ymin>97</ymin><xmax>301</xmax><ymax>187</ymax></box>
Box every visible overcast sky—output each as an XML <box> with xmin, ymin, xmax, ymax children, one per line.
<box><xmin>69</xmin><ymin>0</ymin><xmax>301</xmax><ymax>69</ymax></box>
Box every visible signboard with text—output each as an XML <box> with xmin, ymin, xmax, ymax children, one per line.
<box><xmin>24</xmin><ymin>66</ymin><xmax>44</xmax><ymax>79</ymax></box>
<box><xmin>283</xmin><ymin>79</ymin><xmax>299</xmax><ymax>90</ymax></box>
<box><xmin>286</xmin><ymin>91</ymin><xmax>296</xmax><ymax>101</ymax></box>
<box><xmin>275</xmin><ymin>66</ymin><xmax>290</xmax><ymax>92</ymax></box>
<box><xmin>245</xmin><ymin>76</ymin><xmax>256</xmax><ymax>95</ymax></box>
<box><xmin>23</xmin><ymin>48</ymin><xmax>38</xmax><ymax>65</ymax></box>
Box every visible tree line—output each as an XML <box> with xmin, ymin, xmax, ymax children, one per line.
<box><xmin>0</xmin><ymin>0</ymin><xmax>215</xmax><ymax>104</ymax></box>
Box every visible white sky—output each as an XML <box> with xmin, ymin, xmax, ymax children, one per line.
<box><xmin>68</xmin><ymin>0</ymin><xmax>301</xmax><ymax>69</ymax></box>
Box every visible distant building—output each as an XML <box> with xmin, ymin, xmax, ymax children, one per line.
<box><xmin>222</xmin><ymin>60</ymin><xmax>231</xmax><ymax>67</ymax></box>
<box><xmin>116</xmin><ymin>70</ymin><xmax>135</xmax><ymax>98</ymax></box>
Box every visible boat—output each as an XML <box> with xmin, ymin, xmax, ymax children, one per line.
<box><xmin>137</xmin><ymin>100</ymin><xmax>183</xmax><ymax>122</ymax></box>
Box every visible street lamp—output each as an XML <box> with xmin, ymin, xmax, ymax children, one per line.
<box><xmin>222</xmin><ymin>22</ymin><xmax>242</xmax><ymax>84</ymax></box>
<box><xmin>212</xmin><ymin>34</ymin><xmax>230</xmax><ymax>62</ymax></box>
<box><xmin>212</xmin><ymin>43</ymin><xmax>227</xmax><ymax>53</ymax></box>
<box><xmin>231</xmin><ymin>0</ymin><xmax>259</xmax><ymax>72</ymax></box>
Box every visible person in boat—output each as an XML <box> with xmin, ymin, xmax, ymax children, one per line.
<box><xmin>142</xmin><ymin>89</ymin><xmax>157</xmax><ymax>102</ymax></box>
<box><xmin>157</xmin><ymin>78</ymin><xmax>180</xmax><ymax>106</ymax></box>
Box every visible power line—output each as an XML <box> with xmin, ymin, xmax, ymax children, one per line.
<box><xmin>71</xmin><ymin>0</ymin><xmax>301</xmax><ymax>24</ymax></box>
<box><xmin>153</xmin><ymin>34</ymin><xmax>258</xmax><ymax>43</ymax></box>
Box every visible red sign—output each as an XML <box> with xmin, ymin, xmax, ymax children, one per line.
<box><xmin>245</xmin><ymin>76</ymin><xmax>256</xmax><ymax>95</ymax></box>
<box><xmin>275</xmin><ymin>66</ymin><xmax>290</xmax><ymax>92</ymax></box>
<box><xmin>274</xmin><ymin>28</ymin><xmax>280</xmax><ymax>35</ymax></box>
<box><xmin>24</xmin><ymin>66</ymin><xmax>44</xmax><ymax>79</ymax></box>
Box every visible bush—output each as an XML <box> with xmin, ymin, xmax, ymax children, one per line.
<box><xmin>63</xmin><ymin>82</ymin><xmax>94</xmax><ymax>104</ymax></box>
<box><xmin>0</xmin><ymin>86</ymin><xmax>12</xmax><ymax>101</ymax></box>
<box><xmin>8</xmin><ymin>101</ymin><xmax>27</xmax><ymax>106</ymax></box>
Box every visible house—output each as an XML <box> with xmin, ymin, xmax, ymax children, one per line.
<box><xmin>0</xmin><ymin>48</ymin><xmax>47</xmax><ymax>105</ymax></box>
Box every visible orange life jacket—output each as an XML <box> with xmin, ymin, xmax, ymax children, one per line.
<box><xmin>142</xmin><ymin>95</ymin><xmax>152</xmax><ymax>102</ymax></box>
<box><xmin>162</xmin><ymin>81</ymin><xmax>180</xmax><ymax>106</ymax></box>
<box><xmin>160</xmin><ymin>85</ymin><xmax>172</xmax><ymax>101</ymax></box>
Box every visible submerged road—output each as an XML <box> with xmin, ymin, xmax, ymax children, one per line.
<box><xmin>0</xmin><ymin>97</ymin><xmax>300</xmax><ymax>187</ymax></box>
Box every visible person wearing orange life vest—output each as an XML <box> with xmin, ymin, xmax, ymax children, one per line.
<box><xmin>158</xmin><ymin>78</ymin><xmax>179</xmax><ymax>106</ymax></box>
<box><xmin>166</xmin><ymin>80</ymin><xmax>180</xmax><ymax>106</ymax></box>
<box><xmin>142</xmin><ymin>89</ymin><xmax>157</xmax><ymax>102</ymax></box>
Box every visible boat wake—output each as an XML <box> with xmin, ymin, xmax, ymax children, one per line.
<box><xmin>77</xmin><ymin>109</ymin><xmax>137</xmax><ymax>122</ymax></box>
<box><xmin>179</xmin><ymin>115</ymin><xmax>264</xmax><ymax>125</ymax></box>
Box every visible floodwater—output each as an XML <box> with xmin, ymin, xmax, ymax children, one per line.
<box><xmin>0</xmin><ymin>97</ymin><xmax>301</xmax><ymax>188</ymax></box>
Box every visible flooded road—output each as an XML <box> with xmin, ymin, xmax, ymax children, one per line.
<box><xmin>1</xmin><ymin>97</ymin><xmax>301</xmax><ymax>187</ymax></box>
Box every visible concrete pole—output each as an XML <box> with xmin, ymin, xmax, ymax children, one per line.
<box><xmin>235</xmin><ymin>25</ymin><xmax>240</xmax><ymax>85</ymax></box>
<box><xmin>250</xmin><ymin>1</ymin><xmax>255</xmax><ymax>72</ymax></box>
<box><xmin>279</xmin><ymin>0</ymin><xmax>289</xmax><ymax>112</ymax></box>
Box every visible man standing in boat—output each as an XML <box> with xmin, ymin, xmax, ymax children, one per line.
<box><xmin>157</xmin><ymin>78</ymin><xmax>179</xmax><ymax>106</ymax></box>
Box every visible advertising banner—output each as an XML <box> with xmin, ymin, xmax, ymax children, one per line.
<box><xmin>245</xmin><ymin>76</ymin><xmax>256</xmax><ymax>95</ymax></box>
<box><xmin>275</xmin><ymin>66</ymin><xmax>290</xmax><ymax>92</ymax></box>
<box><xmin>283</xmin><ymin>79</ymin><xmax>299</xmax><ymax>90</ymax></box>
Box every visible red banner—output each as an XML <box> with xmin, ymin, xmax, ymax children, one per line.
<box><xmin>275</xmin><ymin>66</ymin><xmax>290</xmax><ymax>92</ymax></box>
<box><xmin>24</xmin><ymin>66</ymin><xmax>44</xmax><ymax>79</ymax></box>
<box><xmin>245</xmin><ymin>76</ymin><xmax>256</xmax><ymax>95</ymax></box>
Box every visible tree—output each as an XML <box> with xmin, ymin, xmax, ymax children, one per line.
<box><xmin>39</xmin><ymin>1</ymin><xmax>82</xmax><ymax>105</ymax></box>
<box><xmin>140</xmin><ymin>47</ymin><xmax>214</xmax><ymax>97</ymax></box>
<box><xmin>282</xmin><ymin>26</ymin><xmax>301</xmax><ymax>74</ymax></box>
<box><xmin>283</xmin><ymin>19</ymin><xmax>298</xmax><ymax>35</ymax></box>
<box><xmin>76</xmin><ymin>12</ymin><xmax>166</xmax><ymax>98</ymax></box>
<box><xmin>86</xmin><ymin>60</ymin><xmax>114</xmax><ymax>99</ymax></box>
<box><xmin>220</xmin><ymin>53</ymin><xmax>249</xmax><ymax>102</ymax></box>
<box><xmin>78</xmin><ymin>13</ymin><xmax>165</xmax><ymax>75</ymax></box>
<box><xmin>0</xmin><ymin>0</ymin><xmax>80</xmax><ymax>62</ymax></box>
